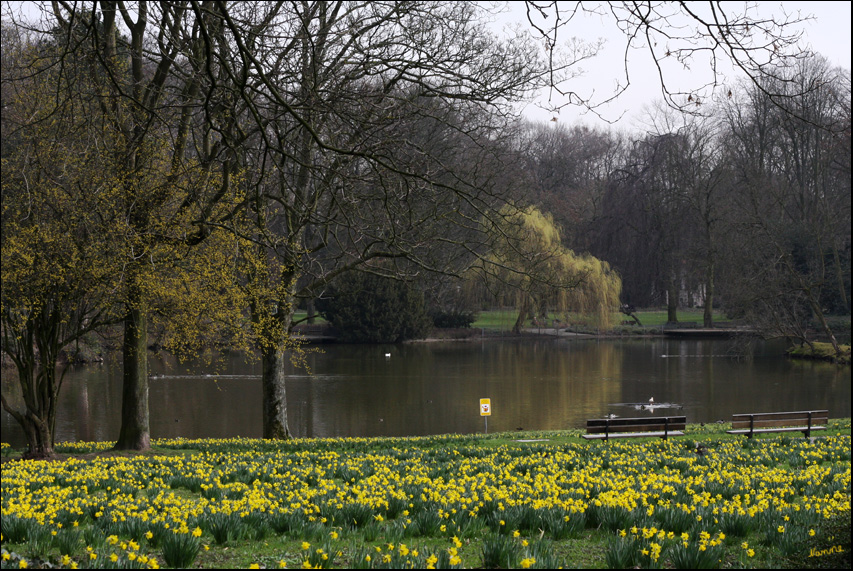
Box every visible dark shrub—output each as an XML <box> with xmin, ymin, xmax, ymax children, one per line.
<box><xmin>430</xmin><ymin>309</ymin><xmax>478</xmax><ymax>328</ymax></box>
<box><xmin>317</xmin><ymin>271</ymin><xmax>432</xmax><ymax>343</ymax></box>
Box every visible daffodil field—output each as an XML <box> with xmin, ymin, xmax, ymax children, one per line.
<box><xmin>1</xmin><ymin>423</ymin><xmax>850</xmax><ymax>569</ymax></box>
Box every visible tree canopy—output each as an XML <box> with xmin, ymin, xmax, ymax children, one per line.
<box><xmin>317</xmin><ymin>272</ymin><xmax>433</xmax><ymax>343</ymax></box>
<box><xmin>475</xmin><ymin>205</ymin><xmax>621</xmax><ymax>332</ymax></box>
<box><xmin>0</xmin><ymin>15</ymin><xmax>251</xmax><ymax>455</ymax></box>
<box><xmin>1</xmin><ymin>1</ymin><xmax>848</xmax><ymax>453</ymax></box>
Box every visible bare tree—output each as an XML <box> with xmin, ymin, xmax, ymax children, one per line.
<box><xmin>518</xmin><ymin>121</ymin><xmax>622</xmax><ymax>249</ymax></box>
<box><xmin>523</xmin><ymin>1</ymin><xmax>814</xmax><ymax>120</ymax></box>
<box><xmin>637</xmin><ymin>106</ymin><xmax>729</xmax><ymax>326</ymax></box>
<box><xmin>197</xmin><ymin>2</ymin><xmax>547</xmax><ymax>438</ymax></box>
<box><xmin>719</xmin><ymin>54</ymin><xmax>850</xmax><ymax>356</ymax></box>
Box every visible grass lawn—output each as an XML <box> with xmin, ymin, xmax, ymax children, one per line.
<box><xmin>471</xmin><ymin>309</ymin><xmax>519</xmax><ymax>331</ymax></box>
<box><xmin>1</xmin><ymin>420</ymin><xmax>850</xmax><ymax>569</ymax></box>
<box><xmin>470</xmin><ymin>308</ymin><xmax>726</xmax><ymax>332</ymax></box>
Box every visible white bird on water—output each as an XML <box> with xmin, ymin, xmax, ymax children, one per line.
<box><xmin>385</xmin><ymin>353</ymin><xmax>391</xmax><ymax>358</ymax></box>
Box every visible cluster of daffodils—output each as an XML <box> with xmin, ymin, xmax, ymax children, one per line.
<box><xmin>608</xmin><ymin>526</ymin><xmax>728</xmax><ymax>568</ymax></box>
<box><xmin>1</xmin><ymin>537</ymin><xmax>159</xmax><ymax>569</ymax></box>
<box><xmin>348</xmin><ymin>539</ymin><xmax>465</xmax><ymax>570</ymax></box>
<box><xmin>1</xmin><ymin>432</ymin><xmax>849</xmax><ymax>568</ymax></box>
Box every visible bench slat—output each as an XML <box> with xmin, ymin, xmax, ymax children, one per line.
<box><xmin>584</xmin><ymin>416</ymin><xmax>686</xmax><ymax>441</ymax></box>
<box><xmin>587</xmin><ymin>416</ymin><xmax>686</xmax><ymax>428</ymax></box>
<box><xmin>727</xmin><ymin>410</ymin><xmax>829</xmax><ymax>439</ymax></box>
<box><xmin>586</xmin><ymin>422</ymin><xmax>687</xmax><ymax>433</ymax></box>
<box><xmin>727</xmin><ymin>426</ymin><xmax>827</xmax><ymax>435</ymax></box>
<box><xmin>731</xmin><ymin>410</ymin><xmax>828</xmax><ymax>422</ymax></box>
<box><xmin>583</xmin><ymin>431</ymin><xmax>685</xmax><ymax>440</ymax></box>
<box><xmin>731</xmin><ymin>418</ymin><xmax>828</xmax><ymax>430</ymax></box>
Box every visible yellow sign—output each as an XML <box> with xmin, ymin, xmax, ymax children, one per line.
<box><xmin>480</xmin><ymin>398</ymin><xmax>491</xmax><ymax>416</ymax></box>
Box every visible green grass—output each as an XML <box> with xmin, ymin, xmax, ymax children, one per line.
<box><xmin>1</xmin><ymin>420</ymin><xmax>850</xmax><ymax>569</ymax></box>
<box><xmin>787</xmin><ymin>342</ymin><xmax>851</xmax><ymax>365</ymax></box>
<box><xmin>471</xmin><ymin>309</ymin><xmax>520</xmax><ymax>331</ymax></box>
<box><xmin>470</xmin><ymin>308</ymin><xmax>726</xmax><ymax>332</ymax></box>
<box><xmin>623</xmin><ymin>309</ymin><xmax>723</xmax><ymax>327</ymax></box>
<box><xmin>295</xmin><ymin>308</ymin><xmax>727</xmax><ymax>334</ymax></box>
<box><xmin>292</xmin><ymin>311</ymin><xmax>327</xmax><ymax>325</ymax></box>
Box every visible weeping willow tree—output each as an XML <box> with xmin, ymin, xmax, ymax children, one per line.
<box><xmin>477</xmin><ymin>205</ymin><xmax>621</xmax><ymax>332</ymax></box>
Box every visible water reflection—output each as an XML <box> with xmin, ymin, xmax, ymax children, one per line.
<box><xmin>1</xmin><ymin>338</ymin><xmax>850</xmax><ymax>447</ymax></box>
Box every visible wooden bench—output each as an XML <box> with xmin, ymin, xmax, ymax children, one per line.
<box><xmin>583</xmin><ymin>416</ymin><xmax>686</xmax><ymax>441</ymax></box>
<box><xmin>726</xmin><ymin>410</ymin><xmax>828</xmax><ymax>439</ymax></box>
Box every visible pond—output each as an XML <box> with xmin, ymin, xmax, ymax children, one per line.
<box><xmin>1</xmin><ymin>337</ymin><xmax>850</xmax><ymax>447</ymax></box>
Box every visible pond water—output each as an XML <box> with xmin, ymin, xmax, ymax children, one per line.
<box><xmin>1</xmin><ymin>337</ymin><xmax>850</xmax><ymax>447</ymax></box>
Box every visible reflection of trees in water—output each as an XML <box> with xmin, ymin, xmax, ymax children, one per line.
<box><xmin>285</xmin><ymin>341</ymin><xmax>625</xmax><ymax>436</ymax></box>
<box><xmin>724</xmin><ymin>334</ymin><xmax>759</xmax><ymax>361</ymax></box>
<box><xmin>487</xmin><ymin>341</ymin><xmax>623</xmax><ymax>430</ymax></box>
<box><xmin>3</xmin><ymin>341</ymin><xmax>847</xmax><ymax>446</ymax></box>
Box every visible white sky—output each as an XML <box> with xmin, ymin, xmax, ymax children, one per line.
<box><xmin>492</xmin><ymin>1</ymin><xmax>852</xmax><ymax>128</ymax></box>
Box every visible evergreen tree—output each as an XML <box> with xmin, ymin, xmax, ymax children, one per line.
<box><xmin>317</xmin><ymin>273</ymin><xmax>432</xmax><ymax>343</ymax></box>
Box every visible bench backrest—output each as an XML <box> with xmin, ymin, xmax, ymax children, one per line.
<box><xmin>730</xmin><ymin>410</ymin><xmax>829</xmax><ymax>430</ymax></box>
<box><xmin>586</xmin><ymin>416</ymin><xmax>687</xmax><ymax>434</ymax></box>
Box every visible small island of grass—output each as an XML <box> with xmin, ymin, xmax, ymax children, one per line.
<box><xmin>787</xmin><ymin>342</ymin><xmax>851</xmax><ymax>365</ymax></box>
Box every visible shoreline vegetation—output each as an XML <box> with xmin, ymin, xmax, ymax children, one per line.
<box><xmin>29</xmin><ymin>309</ymin><xmax>850</xmax><ymax>368</ymax></box>
<box><xmin>1</xmin><ymin>421</ymin><xmax>850</xmax><ymax>569</ymax></box>
<box><xmin>374</xmin><ymin>308</ymin><xmax>850</xmax><ymax>365</ymax></box>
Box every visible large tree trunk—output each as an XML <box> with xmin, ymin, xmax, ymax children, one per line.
<box><xmin>259</xmin><ymin>279</ymin><xmax>297</xmax><ymax>440</ymax></box>
<box><xmin>114</xmin><ymin>283</ymin><xmax>150</xmax><ymax>450</ymax></box>
<box><xmin>0</xmin><ymin>319</ymin><xmax>60</xmax><ymax>459</ymax></box>
<box><xmin>262</xmin><ymin>344</ymin><xmax>292</xmax><ymax>439</ymax></box>
<box><xmin>831</xmin><ymin>241</ymin><xmax>849</xmax><ymax>313</ymax></box>
<box><xmin>0</xmin><ymin>399</ymin><xmax>55</xmax><ymax>459</ymax></box>
<box><xmin>20</xmin><ymin>412</ymin><xmax>54</xmax><ymax>459</ymax></box>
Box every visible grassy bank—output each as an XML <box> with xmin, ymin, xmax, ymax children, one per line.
<box><xmin>787</xmin><ymin>342</ymin><xmax>852</xmax><ymax>366</ymax></box>
<box><xmin>1</xmin><ymin>421</ymin><xmax>850</xmax><ymax>569</ymax></box>
<box><xmin>470</xmin><ymin>309</ymin><xmax>728</xmax><ymax>334</ymax></box>
<box><xmin>294</xmin><ymin>309</ymin><xmax>726</xmax><ymax>332</ymax></box>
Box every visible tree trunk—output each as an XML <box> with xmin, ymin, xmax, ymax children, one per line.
<box><xmin>513</xmin><ymin>295</ymin><xmax>532</xmax><ymax>334</ymax></box>
<box><xmin>666</xmin><ymin>272</ymin><xmax>679</xmax><ymax>324</ymax></box>
<box><xmin>808</xmin><ymin>298</ymin><xmax>842</xmax><ymax>358</ymax></box>
<box><xmin>0</xmin><ymin>319</ymin><xmax>59</xmax><ymax>459</ymax></box>
<box><xmin>703</xmin><ymin>259</ymin><xmax>715</xmax><ymax>328</ymax></box>
<box><xmin>1</xmin><ymin>398</ymin><xmax>55</xmax><ymax>459</ymax></box>
<box><xmin>21</xmin><ymin>411</ymin><xmax>55</xmax><ymax>459</ymax></box>
<box><xmin>114</xmin><ymin>293</ymin><xmax>150</xmax><ymax>450</ymax></box>
<box><xmin>831</xmin><ymin>241</ymin><xmax>849</xmax><ymax>313</ymax></box>
<box><xmin>260</xmin><ymin>281</ymin><xmax>296</xmax><ymax>440</ymax></box>
<box><xmin>262</xmin><ymin>344</ymin><xmax>292</xmax><ymax>439</ymax></box>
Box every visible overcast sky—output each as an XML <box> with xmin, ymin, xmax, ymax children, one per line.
<box><xmin>493</xmin><ymin>1</ymin><xmax>852</xmax><ymax>128</ymax></box>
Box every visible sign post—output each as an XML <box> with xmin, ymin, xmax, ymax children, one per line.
<box><xmin>480</xmin><ymin>398</ymin><xmax>491</xmax><ymax>434</ymax></box>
